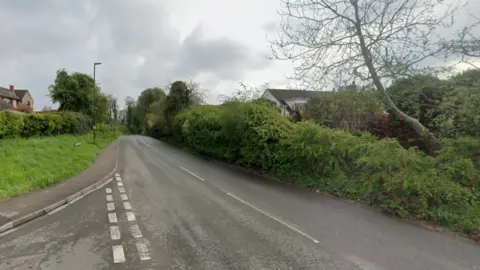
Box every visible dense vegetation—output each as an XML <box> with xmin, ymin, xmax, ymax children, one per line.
<box><xmin>0</xmin><ymin>111</ymin><xmax>91</xmax><ymax>139</ymax></box>
<box><xmin>125</xmin><ymin>70</ymin><xmax>479</xmax><ymax>239</ymax></box>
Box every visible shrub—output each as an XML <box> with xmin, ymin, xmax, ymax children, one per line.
<box><xmin>364</xmin><ymin>112</ymin><xmax>424</xmax><ymax>150</ymax></box>
<box><xmin>0</xmin><ymin>111</ymin><xmax>92</xmax><ymax>139</ymax></box>
<box><xmin>170</xmin><ymin>100</ymin><xmax>480</xmax><ymax>236</ymax></box>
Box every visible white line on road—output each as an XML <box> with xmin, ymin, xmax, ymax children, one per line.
<box><xmin>120</xmin><ymin>194</ymin><xmax>128</xmax><ymax>201</ymax></box>
<box><xmin>108</xmin><ymin>213</ymin><xmax>118</xmax><ymax>223</ymax></box>
<box><xmin>118</xmin><ymin>187</ymin><xmax>125</xmax><ymax>193</ymax></box>
<box><xmin>106</xmin><ymin>188</ymin><xmax>112</xmax><ymax>194</ymax></box>
<box><xmin>126</xmin><ymin>212</ymin><xmax>136</xmax><ymax>221</ymax></box>
<box><xmin>117</xmin><ymin>182</ymin><xmax>124</xmax><ymax>187</ymax></box>
<box><xmin>115</xmin><ymin>177</ymin><xmax>121</xmax><ymax>182</ymax></box>
<box><xmin>112</xmin><ymin>245</ymin><xmax>126</xmax><ymax>263</ymax></box>
<box><xmin>136</xmin><ymin>243</ymin><xmax>151</xmax><ymax>260</ymax></box>
<box><xmin>123</xmin><ymin>202</ymin><xmax>132</xmax><ymax>210</ymax></box>
<box><xmin>115</xmin><ymin>173</ymin><xmax>120</xmax><ymax>177</ymax></box>
<box><xmin>107</xmin><ymin>203</ymin><xmax>115</xmax><ymax>211</ymax></box>
<box><xmin>106</xmin><ymin>195</ymin><xmax>113</xmax><ymax>202</ymax></box>
<box><xmin>110</xmin><ymin>226</ymin><xmax>121</xmax><ymax>240</ymax></box>
<box><xmin>226</xmin><ymin>192</ymin><xmax>320</xmax><ymax>244</ymax></box>
<box><xmin>131</xmin><ymin>224</ymin><xmax>143</xmax><ymax>238</ymax></box>
<box><xmin>179</xmin><ymin>166</ymin><xmax>205</xmax><ymax>181</ymax></box>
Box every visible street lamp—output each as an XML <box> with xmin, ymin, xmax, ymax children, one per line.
<box><xmin>93</xmin><ymin>62</ymin><xmax>102</xmax><ymax>141</ymax></box>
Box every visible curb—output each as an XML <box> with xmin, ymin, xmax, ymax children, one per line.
<box><xmin>0</xmin><ymin>144</ymin><xmax>120</xmax><ymax>234</ymax></box>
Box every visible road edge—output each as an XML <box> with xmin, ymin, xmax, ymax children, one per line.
<box><xmin>0</xmin><ymin>144</ymin><xmax>120</xmax><ymax>234</ymax></box>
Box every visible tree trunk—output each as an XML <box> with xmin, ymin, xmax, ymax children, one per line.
<box><xmin>351</xmin><ymin>0</ymin><xmax>442</xmax><ymax>155</ymax></box>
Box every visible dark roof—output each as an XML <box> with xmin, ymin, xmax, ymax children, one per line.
<box><xmin>266</xmin><ymin>89</ymin><xmax>329</xmax><ymax>101</ymax></box>
<box><xmin>0</xmin><ymin>87</ymin><xmax>21</xmax><ymax>100</ymax></box>
<box><xmin>14</xmin><ymin>89</ymin><xmax>29</xmax><ymax>99</ymax></box>
<box><xmin>0</xmin><ymin>99</ymin><xmax>12</xmax><ymax>110</ymax></box>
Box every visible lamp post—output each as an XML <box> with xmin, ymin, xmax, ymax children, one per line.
<box><xmin>93</xmin><ymin>62</ymin><xmax>102</xmax><ymax>141</ymax></box>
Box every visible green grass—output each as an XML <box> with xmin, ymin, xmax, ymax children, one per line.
<box><xmin>0</xmin><ymin>132</ymin><xmax>121</xmax><ymax>199</ymax></box>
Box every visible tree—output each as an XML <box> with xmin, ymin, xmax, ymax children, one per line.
<box><xmin>48</xmin><ymin>69</ymin><xmax>109</xmax><ymax>123</ymax></box>
<box><xmin>124</xmin><ymin>96</ymin><xmax>138</xmax><ymax>133</ymax></box>
<box><xmin>270</xmin><ymin>0</ymin><xmax>479</xmax><ymax>154</ymax></box>
<box><xmin>217</xmin><ymin>82</ymin><xmax>268</xmax><ymax>103</ymax></box>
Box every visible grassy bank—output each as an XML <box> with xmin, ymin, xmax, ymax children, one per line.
<box><xmin>0</xmin><ymin>132</ymin><xmax>120</xmax><ymax>199</ymax></box>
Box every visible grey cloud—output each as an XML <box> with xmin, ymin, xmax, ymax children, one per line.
<box><xmin>174</xmin><ymin>25</ymin><xmax>271</xmax><ymax>80</ymax></box>
<box><xmin>0</xmin><ymin>0</ymin><xmax>273</xmax><ymax>109</ymax></box>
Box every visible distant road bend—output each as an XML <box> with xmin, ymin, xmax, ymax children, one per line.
<box><xmin>0</xmin><ymin>135</ymin><xmax>479</xmax><ymax>270</ymax></box>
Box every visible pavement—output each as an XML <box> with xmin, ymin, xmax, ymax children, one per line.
<box><xmin>0</xmin><ymin>135</ymin><xmax>479</xmax><ymax>270</ymax></box>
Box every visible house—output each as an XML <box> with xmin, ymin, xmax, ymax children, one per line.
<box><xmin>0</xmin><ymin>85</ymin><xmax>34</xmax><ymax>111</ymax></box>
<box><xmin>261</xmin><ymin>89</ymin><xmax>328</xmax><ymax>117</ymax></box>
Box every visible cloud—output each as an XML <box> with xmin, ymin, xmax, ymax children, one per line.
<box><xmin>0</xmin><ymin>0</ymin><xmax>277</xmax><ymax>109</ymax></box>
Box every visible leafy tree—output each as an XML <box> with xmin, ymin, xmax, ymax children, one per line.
<box><xmin>436</xmin><ymin>86</ymin><xmax>480</xmax><ymax>138</ymax></box>
<box><xmin>48</xmin><ymin>69</ymin><xmax>108</xmax><ymax>123</ymax></box>
<box><xmin>270</xmin><ymin>0</ymin><xmax>479</xmax><ymax>154</ymax></box>
<box><xmin>306</xmin><ymin>88</ymin><xmax>382</xmax><ymax>131</ymax></box>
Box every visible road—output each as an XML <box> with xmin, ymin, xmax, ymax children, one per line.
<box><xmin>0</xmin><ymin>135</ymin><xmax>479</xmax><ymax>270</ymax></box>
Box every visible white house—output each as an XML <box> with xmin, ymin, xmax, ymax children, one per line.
<box><xmin>261</xmin><ymin>89</ymin><xmax>328</xmax><ymax>117</ymax></box>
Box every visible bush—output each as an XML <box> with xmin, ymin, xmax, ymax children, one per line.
<box><xmin>171</xmin><ymin>101</ymin><xmax>480</xmax><ymax>236</ymax></box>
<box><xmin>0</xmin><ymin>111</ymin><xmax>92</xmax><ymax>139</ymax></box>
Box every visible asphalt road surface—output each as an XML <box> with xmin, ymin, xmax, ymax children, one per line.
<box><xmin>1</xmin><ymin>135</ymin><xmax>479</xmax><ymax>270</ymax></box>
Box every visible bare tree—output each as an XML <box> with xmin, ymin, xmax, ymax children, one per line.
<box><xmin>270</xmin><ymin>0</ymin><xmax>479</xmax><ymax>154</ymax></box>
<box><xmin>217</xmin><ymin>82</ymin><xmax>270</xmax><ymax>103</ymax></box>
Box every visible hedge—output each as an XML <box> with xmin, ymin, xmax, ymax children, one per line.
<box><xmin>172</xmin><ymin>102</ymin><xmax>480</xmax><ymax>236</ymax></box>
<box><xmin>0</xmin><ymin>111</ymin><xmax>91</xmax><ymax>139</ymax></box>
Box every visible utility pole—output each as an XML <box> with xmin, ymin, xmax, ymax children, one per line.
<box><xmin>93</xmin><ymin>62</ymin><xmax>102</xmax><ymax>141</ymax></box>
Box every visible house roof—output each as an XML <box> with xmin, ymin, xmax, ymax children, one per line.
<box><xmin>0</xmin><ymin>87</ymin><xmax>21</xmax><ymax>100</ymax></box>
<box><xmin>14</xmin><ymin>89</ymin><xmax>29</xmax><ymax>99</ymax></box>
<box><xmin>266</xmin><ymin>89</ymin><xmax>328</xmax><ymax>101</ymax></box>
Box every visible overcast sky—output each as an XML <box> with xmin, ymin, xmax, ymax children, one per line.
<box><xmin>1</xmin><ymin>0</ymin><xmax>478</xmax><ymax>110</ymax></box>
<box><xmin>0</xmin><ymin>0</ymin><xmax>294</xmax><ymax>109</ymax></box>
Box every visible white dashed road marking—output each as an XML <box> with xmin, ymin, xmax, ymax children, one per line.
<box><xmin>123</xmin><ymin>202</ymin><xmax>132</xmax><ymax>210</ymax></box>
<box><xmin>131</xmin><ymin>224</ymin><xmax>143</xmax><ymax>238</ymax></box>
<box><xmin>126</xmin><ymin>212</ymin><xmax>136</xmax><ymax>221</ymax></box>
<box><xmin>106</xmin><ymin>173</ymin><xmax>152</xmax><ymax>264</ymax></box>
<box><xmin>112</xmin><ymin>245</ymin><xmax>126</xmax><ymax>263</ymax></box>
<box><xmin>108</xmin><ymin>213</ymin><xmax>118</xmax><ymax>223</ymax></box>
<box><xmin>110</xmin><ymin>226</ymin><xmax>121</xmax><ymax>240</ymax></box>
<box><xmin>136</xmin><ymin>243</ymin><xmax>151</xmax><ymax>261</ymax></box>
<box><xmin>107</xmin><ymin>203</ymin><xmax>115</xmax><ymax>211</ymax></box>
<box><xmin>179</xmin><ymin>166</ymin><xmax>205</xmax><ymax>181</ymax></box>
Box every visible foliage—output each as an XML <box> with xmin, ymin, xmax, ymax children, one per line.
<box><xmin>0</xmin><ymin>111</ymin><xmax>91</xmax><ymax>139</ymax></box>
<box><xmin>270</xmin><ymin>0</ymin><xmax>480</xmax><ymax>154</ymax></box>
<box><xmin>435</xmin><ymin>86</ymin><xmax>480</xmax><ymax>138</ymax></box>
<box><xmin>48</xmin><ymin>69</ymin><xmax>109</xmax><ymax>123</ymax></box>
<box><xmin>306</xmin><ymin>89</ymin><xmax>382</xmax><ymax>131</ymax></box>
<box><xmin>387</xmin><ymin>75</ymin><xmax>452</xmax><ymax>132</ymax></box>
<box><xmin>0</xmin><ymin>131</ymin><xmax>121</xmax><ymax>199</ymax></box>
<box><xmin>168</xmin><ymin>100</ymin><xmax>480</xmax><ymax>236</ymax></box>
<box><xmin>364</xmin><ymin>112</ymin><xmax>423</xmax><ymax>150</ymax></box>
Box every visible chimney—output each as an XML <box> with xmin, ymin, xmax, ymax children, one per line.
<box><xmin>9</xmin><ymin>85</ymin><xmax>14</xmax><ymax>93</ymax></box>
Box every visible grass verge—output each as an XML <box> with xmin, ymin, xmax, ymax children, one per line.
<box><xmin>0</xmin><ymin>132</ymin><xmax>121</xmax><ymax>199</ymax></box>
